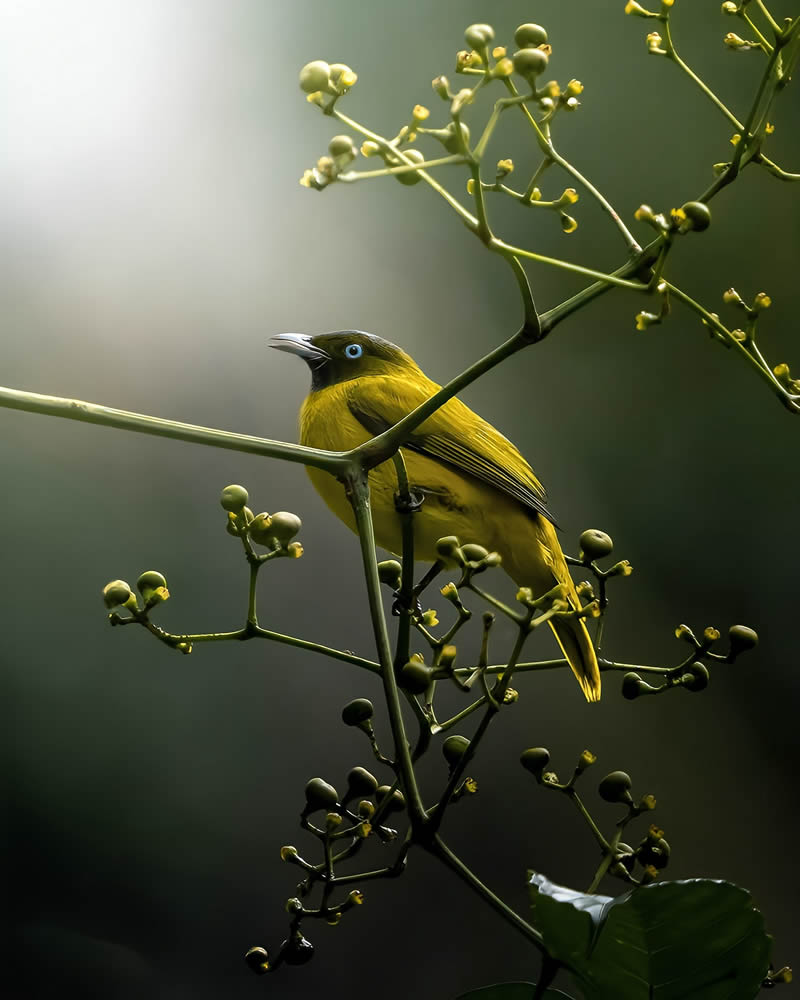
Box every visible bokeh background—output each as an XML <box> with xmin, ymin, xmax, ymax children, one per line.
<box><xmin>3</xmin><ymin>1</ymin><xmax>799</xmax><ymax>997</ymax></box>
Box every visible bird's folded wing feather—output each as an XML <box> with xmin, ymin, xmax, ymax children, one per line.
<box><xmin>345</xmin><ymin>376</ymin><xmax>554</xmax><ymax>524</ymax></box>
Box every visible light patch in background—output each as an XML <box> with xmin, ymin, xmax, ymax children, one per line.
<box><xmin>1</xmin><ymin>0</ymin><xmax>174</xmax><ymax>199</ymax></box>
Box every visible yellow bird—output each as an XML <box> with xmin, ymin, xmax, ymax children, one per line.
<box><xmin>271</xmin><ymin>330</ymin><xmax>601</xmax><ymax>702</ymax></box>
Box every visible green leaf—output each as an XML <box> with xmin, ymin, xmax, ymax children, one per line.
<box><xmin>455</xmin><ymin>983</ymin><xmax>576</xmax><ymax>1000</ymax></box>
<box><xmin>528</xmin><ymin>873</ymin><xmax>772</xmax><ymax>1000</ymax></box>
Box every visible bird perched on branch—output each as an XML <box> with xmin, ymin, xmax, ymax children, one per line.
<box><xmin>271</xmin><ymin>330</ymin><xmax>600</xmax><ymax>702</ymax></box>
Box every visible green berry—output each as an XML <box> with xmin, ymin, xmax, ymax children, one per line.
<box><xmin>682</xmin><ymin>661</ymin><xmax>709</xmax><ymax>692</ymax></box>
<box><xmin>328</xmin><ymin>134</ymin><xmax>356</xmax><ymax>158</ymax></box>
<box><xmin>512</xmin><ymin>47</ymin><xmax>549</xmax><ymax>81</ymax></box>
<box><xmin>579</xmin><ymin>529</ymin><xmax>614</xmax><ymax>561</ymax></box>
<box><xmin>441</xmin><ymin>121</ymin><xmax>470</xmax><ymax>154</ymax></box>
<box><xmin>460</xmin><ymin>543</ymin><xmax>489</xmax><ymax>562</ymax></box>
<box><xmin>269</xmin><ymin>511</ymin><xmax>302</xmax><ymax>545</ymax></box>
<box><xmin>377</xmin><ymin>560</ymin><xmax>403</xmax><ymax>588</ymax></box>
<box><xmin>622</xmin><ymin>671</ymin><xmax>644</xmax><ymax>700</ymax></box>
<box><xmin>394</xmin><ymin>149</ymin><xmax>425</xmax><ymax>185</ymax></box>
<box><xmin>304</xmin><ymin>777</ymin><xmax>339</xmax><ymax>811</ymax></box>
<box><xmin>220</xmin><ymin>484</ymin><xmax>249</xmax><ymax>513</ymax></box>
<box><xmin>102</xmin><ymin>579</ymin><xmax>134</xmax><ymax>609</ymax></box>
<box><xmin>244</xmin><ymin>946</ymin><xmax>270</xmax><ymax>975</ymax></box>
<box><xmin>341</xmin><ymin>698</ymin><xmax>374</xmax><ymax>727</ymax></box>
<box><xmin>399</xmin><ymin>660</ymin><xmax>433</xmax><ymax>694</ymax></box>
<box><xmin>435</xmin><ymin>535</ymin><xmax>462</xmax><ymax>559</ymax></box>
<box><xmin>299</xmin><ymin>60</ymin><xmax>331</xmax><ymax>94</ymax></box>
<box><xmin>465</xmin><ymin>23</ymin><xmax>495</xmax><ymax>49</ymax></box>
<box><xmin>376</xmin><ymin>785</ymin><xmax>406</xmax><ymax>813</ymax></box>
<box><xmin>680</xmin><ymin>201</ymin><xmax>711</xmax><ymax>232</ymax></box>
<box><xmin>514</xmin><ymin>23</ymin><xmax>548</xmax><ymax>48</ymax></box>
<box><xmin>282</xmin><ymin>934</ymin><xmax>314</xmax><ymax>966</ymax></box>
<box><xmin>136</xmin><ymin>570</ymin><xmax>167</xmax><ymax>600</ymax></box>
<box><xmin>598</xmin><ymin>770</ymin><xmax>633</xmax><ymax>804</ymax></box>
<box><xmin>442</xmin><ymin>735</ymin><xmax>470</xmax><ymax>766</ymax></box>
<box><xmin>347</xmin><ymin>766</ymin><xmax>378</xmax><ymax>797</ymax></box>
<box><xmin>520</xmin><ymin>747</ymin><xmax>550</xmax><ymax>776</ymax></box>
<box><xmin>247</xmin><ymin>513</ymin><xmax>273</xmax><ymax>545</ymax></box>
<box><xmin>728</xmin><ymin>624</ymin><xmax>758</xmax><ymax>660</ymax></box>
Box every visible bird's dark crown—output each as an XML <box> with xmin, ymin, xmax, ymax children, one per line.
<box><xmin>270</xmin><ymin>330</ymin><xmax>421</xmax><ymax>390</ymax></box>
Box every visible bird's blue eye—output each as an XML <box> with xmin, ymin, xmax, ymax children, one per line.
<box><xmin>344</xmin><ymin>343</ymin><xmax>363</xmax><ymax>359</ymax></box>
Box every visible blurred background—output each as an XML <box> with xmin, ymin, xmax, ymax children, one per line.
<box><xmin>2</xmin><ymin>1</ymin><xmax>799</xmax><ymax>996</ymax></box>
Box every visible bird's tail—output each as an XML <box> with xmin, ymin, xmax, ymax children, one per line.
<box><xmin>548</xmin><ymin>614</ymin><xmax>601</xmax><ymax>703</ymax></box>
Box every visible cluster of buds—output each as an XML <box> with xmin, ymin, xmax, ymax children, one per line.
<box><xmin>521</xmin><ymin>749</ymin><xmax>664</xmax><ymax>884</ymax></box>
<box><xmin>434</xmin><ymin>535</ymin><xmax>502</xmax><ymax>574</ymax></box>
<box><xmin>300</xmin><ymin>134</ymin><xmax>359</xmax><ymax>191</ymax></box>
<box><xmin>298</xmin><ymin>60</ymin><xmax>357</xmax><ymax>104</ymax></box>
<box><xmin>221</xmin><ymin>484</ymin><xmax>303</xmax><ymax>558</ymax></box>
<box><xmin>634</xmin><ymin>200</ymin><xmax>712</xmax><ymax>236</ymax></box>
<box><xmin>102</xmin><ymin>570</ymin><xmax>170</xmax><ymax>613</ymax></box>
<box><xmin>621</xmin><ymin>623</ymin><xmax>758</xmax><ymax>699</ymax></box>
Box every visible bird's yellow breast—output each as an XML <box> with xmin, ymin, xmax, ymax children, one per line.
<box><xmin>300</xmin><ymin>382</ymin><xmax>521</xmax><ymax>561</ymax></box>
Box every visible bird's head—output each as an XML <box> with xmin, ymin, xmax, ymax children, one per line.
<box><xmin>269</xmin><ymin>331</ymin><xmax>421</xmax><ymax>390</ymax></box>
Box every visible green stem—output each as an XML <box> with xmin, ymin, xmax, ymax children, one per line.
<box><xmin>347</xmin><ymin>473</ymin><xmax>426</xmax><ymax>824</ymax></box>
<box><xmin>662</xmin><ymin>18</ymin><xmax>743</xmax><ymax>131</ymax></box>
<box><xmin>502</xmin><ymin>79</ymin><xmax>640</xmax><ymax>253</ymax></box>
<box><xmin>247</xmin><ymin>562</ymin><xmax>260</xmax><ymax>624</ymax></box>
<box><xmin>755</xmin><ymin>0</ymin><xmax>782</xmax><ymax>35</ymax></box>
<box><xmin>429</xmin><ymin>835</ymin><xmax>544</xmax><ymax>949</ymax></box>
<box><xmin>0</xmin><ymin>384</ymin><xmax>348</xmax><ymax>474</ymax></box>
<box><xmin>665</xmin><ymin>281</ymin><xmax>799</xmax><ymax>410</ymax></box>
<box><xmin>392</xmin><ymin>450</ymin><xmax>416</xmax><ymax>671</ymax></box>
<box><xmin>339</xmin><ymin>154</ymin><xmax>464</xmax><ymax>181</ymax></box>
<box><xmin>493</xmin><ymin>239</ymin><xmax>648</xmax><ymax>291</ymax></box>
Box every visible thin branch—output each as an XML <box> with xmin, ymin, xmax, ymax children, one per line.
<box><xmin>0</xmin><ymin>384</ymin><xmax>349</xmax><ymax>474</ymax></box>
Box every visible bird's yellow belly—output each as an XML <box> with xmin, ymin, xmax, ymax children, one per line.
<box><xmin>301</xmin><ymin>390</ymin><xmax>506</xmax><ymax>560</ymax></box>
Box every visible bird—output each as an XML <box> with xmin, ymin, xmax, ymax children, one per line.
<box><xmin>270</xmin><ymin>330</ymin><xmax>600</xmax><ymax>702</ymax></box>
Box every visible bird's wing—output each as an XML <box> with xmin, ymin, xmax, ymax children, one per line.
<box><xmin>345</xmin><ymin>376</ymin><xmax>554</xmax><ymax>524</ymax></box>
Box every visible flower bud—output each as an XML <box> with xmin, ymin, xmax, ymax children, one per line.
<box><xmin>102</xmin><ymin>579</ymin><xmax>136</xmax><ymax>610</ymax></box>
<box><xmin>378</xmin><ymin>559</ymin><xmax>403</xmax><ymax>588</ymax></box>
<box><xmin>560</xmin><ymin>213</ymin><xmax>578</xmax><ymax>234</ymax></box>
<box><xmin>394</xmin><ymin>148</ymin><xmax>425</xmax><ymax>185</ymax></box>
<box><xmin>399</xmin><ymin>659</ymin><xmax>433</xmax><ymax>694</ymax></box>
<box><xmin>721</xmin><ymin>1</ymin><xmax>738</xmax><ymax>12</ymax></box>
<box><xmin>268</xmin><ymin>511</ymin><xmax>302</xmax><ymax>545</ymax></box>
<box><xmin>376</xmin><ymin>785</ymin><xmax>406</xmax><ymax>813</ymax></box>
<box><xmin>520</xmin><ymin>747</ymin><xmax>550</xmax><ymax>777</ymax></box>
<box><xmin>639</xmin><ymin>793</ymin><xmax>657</xmax><ymax>811</ymax></box>
<box><xmin>436</xmin><ymin>535</ymin><xmax>461</xmax><ymax>559</ymax></box>
<box><xmin>357</xmin><ymin>799</ymin><xmax>374</xmax><ymax>819</ymax></box>
<box><xmin>136</xmin><ymin>570</ymin><xmax>169</xmax><ymax>605</ymax></box>
<box><xmin>304</xmin><ymin>777</ymin><xmax>339</xmax><ymax>812</ymax></box>
<box><xmin>576</xmin><ymin>749</ymin><xmax>597</xmax><ymax>773</ymax></box>
<box><xmin>465</xmin><ymin>24</ymin><xmax>494</xmax><ymax>50</ymax></box>
<box><xmin>347</xmin><ymin>766</ymin><xmax>378</xmax><ymax>797</ymax></box>
<box><xmin>681</xmin><ymin>661</ymin><xmax>709</xmax><ymax>692</ymax></box>
<box><xmin>299</xmin><ymin>61</ymin><xmax>331</xmax><ymax>94</ymax></box>
<box><xmin>285</xmin><ymin>896</ymin><xmax>304</xmax><ymax>914</ymax></box>
<box><xmin>325</xmin><ymin>811</ymin><xmax>343</xmax><ymax>831</ymax></box>
<box><xmin>280</xmin><ymin>845</ymin><xmax>298</xmax><ymax>862</ymax></box>
<box><xmin>244</xmin><ymin>946</ymin><xmax>270</xmax><ymax>974</ymax></box>
<box><xmin>220</xmin><ymin>484</ymin><xmax>249</xmax><ymax>513</ymax></box>
<box><xmin>753</xmin><ymin>292</ymin><xmax>772</xmax><ymax>311</ymax></box>
<box><xmin>341</xmin><ymin>698</ymin><xmax>374</xmax><ymax>727</ymax></box>
<box><xmin>637</xmin><ymin>835</ymin><xmax>670</xmax><ymax>869</ymax></box>
<box><xmin>281</xmin><ymin>933</ymin><xmax>314</xmax><ymax>966</ymax></box>
<box><xmin>432</xmin><ymin>75</ymin><xmax>450</xmax><ymax>99</ymax></box>
<box><xmin>328</xmin><ymin>134</ymin><xmax>356</xmax><ymax>160</ymax></box>
<box><xmin>460</xmin><ymin>543</ymin><xmax>489</xmax><ymax>562</ymax></box>
<box><xmin>622</xmin><ymin>671</ymin><xmax>654</xmax><ymax>700</ymax></box>
<box><xmin>579</xmin><ymin>529</ymin><xmax>613</xmax><ymax>561</ymax></box>
<box><xmin>512</xmin><ymin>47</ymin><xmax>549</xmax><ymax>83</ymax></box>
<box><xmin>329</xmin><ymin>63</ymin><xmax>357</xmax><ymax>90</ymax></box>
<box><xmin>727</xmin><ymin>624</ymin><xmax>758</xmax><ymax>660</ymax></box>
<box><xmin>678</xmin><ymin>201</ymin><xmax>712</xmax><ymax>232</ymax></box>
<box><xmin>286</xmin><ymin>541</ymin><xmax>304</xmax><ymax>559</ymax></box>
<box><xmin>607</xmin><ymin>560</ymin><xmax>633</xmax><ymax>577</ymax></box>
<box><xmin>598</xmin><ymin>770</ymin><xmax>633</xmax><ymax>805</ymax></box>
<box><xmin>514</xmin><ymin>23</ymin><xmax>548</xmax><ymax>47</ymax></box>
<box><xmin>248</xmin><ymin>513</ymin><xmax>273</xmax><ymax>545</ymax></box>
<box><xmin>442</xmin><ymin>734</ymin><xmax>471</xmax><ymax>766</ymax></box>
<box><xmin>361</xmin><ymin>140</ymin><xmax>381</xmax><ymax>157</ymax></box>
<box><xmin>625</xmin><ymin>0</ymin><xmax>657</xmax><ymax>15</ymax></box>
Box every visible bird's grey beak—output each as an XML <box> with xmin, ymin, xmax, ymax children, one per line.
<box><xmin>269</xmin><ymin>333</ymin><xmax>330</xmax><ymax>362</ymax></box>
